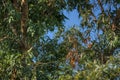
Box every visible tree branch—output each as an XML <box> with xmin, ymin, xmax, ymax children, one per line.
<box><xmin>0</xmin><ymin>36</ymin><xmax>8</xmax><ymax>42</ymax></box>
<box><xmin>21</xmin><ymin>0</ymin><xmax>28</xmax><ymax>39</ymax></box>
<box><xmin>97</xmin><ymin>0</ymin><xmax>104</xmax><ymax>13</ymax></box>
<box><xmin>20</xmin><ymin>0</ymin><xmax>29</xmax><ymax>51</ymax></box>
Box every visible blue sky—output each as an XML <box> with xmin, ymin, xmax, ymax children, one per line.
<box><xmin>63</xmin><ymin>9</ymin><xmax>81</xmax><ymax>28</ymax></box>
<box><xmin>47</xmin><ymin>9</ymin><xmax>98</xmax><ymax>40</ymax></box>
<box><xmin>46</xmin><ymin>9</ymin><xmax>81</xmax><ymax>38</ymax></box>
<box><xmin>45</xmin><ymin>0</ymin><xmax>120</xmax><ymax>40</ymax></box>
<box><xmin>46</xmin><ymin>8</ymin><xmax>102</xmax><ymax>41</ymax></box>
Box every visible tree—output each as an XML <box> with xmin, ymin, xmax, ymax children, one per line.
<box><xmin>0</xmin><ymin>0</ymin><xmax>66</xmax><ymax>79</ymax></box>
<box><xmin>57</xmin><ymin>0</ymin><xmax>120</xmax><ymax>79</ymax></box>
<box><xmin>0</xmin><ymin>0</ymin><xmax>120</xmax><ymax>80</ymax></box>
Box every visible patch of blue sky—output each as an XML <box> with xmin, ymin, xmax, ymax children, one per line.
<box><xmin>63</xmin><ymin>9</ymin><xmax>82</xmax><ymax>30</ymax></box>
<box><xmin>46</xmin><ymin>2</ymin><xmax>115</xmax><ymax>41</ymax></box>
<box><xmin>45</xmin><ymin>9</ymin><xmax>81</xmax><ymax>39</ymax></box>
<box><xmin>45</xmin><ymin>27</ymin><xmax>58</xmax><ymax>39</ymax></box>
<box><xmin>46</xmin><ymin>9</ymin><xmax>98</xmax><ymax>41</ymax></box>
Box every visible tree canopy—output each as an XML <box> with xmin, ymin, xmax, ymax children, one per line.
<box><xmin>0</xmin><ymin>0</ymin><xmax>120</xmax><ymax>80</ymax></box>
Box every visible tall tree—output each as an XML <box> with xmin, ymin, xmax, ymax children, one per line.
<box><xmin>0</xmin><ymin>0</ymin><xmax>120</xmax><ymax>80</ymax></box>
<box><xmin>0</xmin><ymin>0</ymin><xmax>66</xmax><ymax>79</ymax></box>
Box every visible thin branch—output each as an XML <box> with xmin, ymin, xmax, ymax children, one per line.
<box><xmin>116</xmin><ymin>26</ymin><xmax>120</xmax><ymax>30</ymax></box>
<box><xmin>0</xmin><ymin>36</ymin><xmax>8</xmax><ymax>42</ymax></box>
<box><xmin>97</xmin><ymin>0</ymin><xmax>104</xmax><ymax>13</ymax></box>
<box><xmin>32</xmin><ymin>61</ymin><xmax>59</xmax><ymax>70</ymax></box>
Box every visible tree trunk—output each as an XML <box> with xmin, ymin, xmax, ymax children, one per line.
<box><xmin>21</xmin><ymin>0</ymin><xmax>28</xmax><ymax>52</ymax></box>
<box><xmin>11</xmin><ymin>0</ymin><xmax>29</xmax><ymax>79</ymax></box>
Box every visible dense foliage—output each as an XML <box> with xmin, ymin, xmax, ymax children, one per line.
<box><xmin>0</xmin><ymin>0</ymin><xmax>120</xmax><ymax>80</ymax></box>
